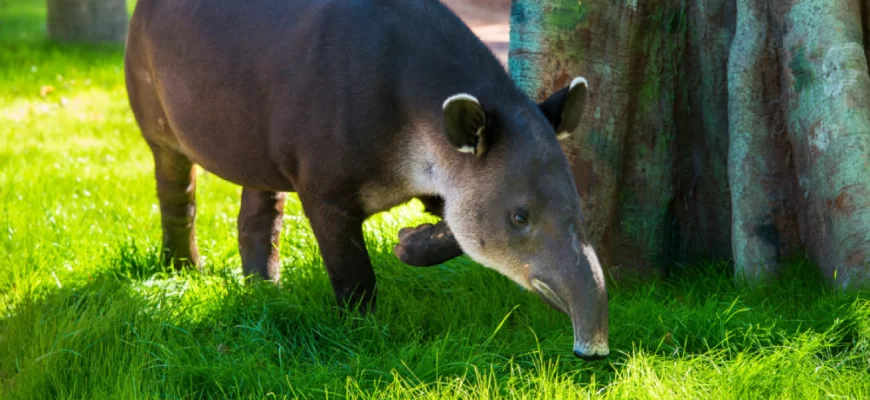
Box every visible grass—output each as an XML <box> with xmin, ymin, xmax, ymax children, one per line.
<box><xmin>1</xmin><ymin>1</ymin><xmax>869</xmax><ymax>398</ymax></box>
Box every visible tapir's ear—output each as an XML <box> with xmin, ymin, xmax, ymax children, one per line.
<box><xmin>443</xmin><ymin>93</ymin><xmax>488</xmax><ymax>156</ymax></box>
<box><xmin>538</xmin><ymin>77</ymin><xmax>588</xmax><ymax>140</ymax></box>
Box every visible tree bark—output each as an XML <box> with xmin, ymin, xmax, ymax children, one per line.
<box><xmin>509</xmin><ymin>0</ymin><xmax>870</xmax><ymax>289</ymax></box>
<box><xmin>46</xmin><ymin>0</ymin><xmax>128</xmax><ymax>43</ymax></box>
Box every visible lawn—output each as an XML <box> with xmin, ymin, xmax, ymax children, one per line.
<box><xmin>1</xmin><ymin>1</ymin><xmax>869</xmax><ymax>399</ymax></box>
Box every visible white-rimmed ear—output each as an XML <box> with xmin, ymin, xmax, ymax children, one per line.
<box><xmin>538</xmin><ymin>76</ymin><xmax>589</xmax><ymax>140</ymax></box>
<box><xmin>443</xmin><ymin>93</ymin><xmax>488</xmax><ymax>156</ymax></box>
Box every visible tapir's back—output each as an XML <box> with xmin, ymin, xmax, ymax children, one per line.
<box><xmin>125</xmin><ymin>0</ymin><xmax>513</xmax><ymax>192</ymax></box>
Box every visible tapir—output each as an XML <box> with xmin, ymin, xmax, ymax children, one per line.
<box><xmin>124</xmin><ymin>0</ymin><xmax>609</xmax><ymax>360</ymax></box>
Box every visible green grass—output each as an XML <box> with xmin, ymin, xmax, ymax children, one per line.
<box><xmin>1</xmin><ymin>1</ymin><xmax>869</xmax><ymax>398</ymax></box>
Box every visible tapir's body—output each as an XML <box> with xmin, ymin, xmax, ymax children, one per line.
<box><xmin>126</xmin><ymin>0</ymin><xmax>610</xmax><ymax>359</ymax></box>
<box><xmin>127</xmin><ymin>0</ymin><xmax>510</xmax><ymax>199</ymax></box>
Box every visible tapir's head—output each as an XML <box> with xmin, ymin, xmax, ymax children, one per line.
<box><xmin>438</xmin><ymin>77</ymin><xmax>608</xmax><ymax>360</ymax></box>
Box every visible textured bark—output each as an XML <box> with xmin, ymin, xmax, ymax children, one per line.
<box><xmin>510</xmin><ymin>0</ymin><xmax>870</xmax><ymax>289</ymax></box>
<box><xmin>772</xmin><ymin>0</ymin><xmax>870</xmax><ymax>288</ymax></box>
<box><xmin>46</xmin><ymin>0</ymin><xmax>128</xmax><ymax>43</ymax></box>
<box><xmin>727</xmin><ymin>0</ymin><xmax>802</xmax><ymax>282</ymax></box>
<box><xmin>673</xmin><ymin>0</ymin><xmax>734</xmax><ymax>265</ymax></box>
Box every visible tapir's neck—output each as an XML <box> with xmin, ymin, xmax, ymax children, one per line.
<box><xmin>366</xmin><ymin>0</ymin><xmax>529</xmax><ymax>205</ymax></box>
<box><xmin>397</xmin><ymin>125</ymin><xmax>456</xmax><ymax>200</ymax></box>
<box><xmin>395</xmin><ymin>88</ymin><xmax>530</xmax><ymax>198</ymax></box>
<box><xmin>397</xmin><ymin>108</ymin><xmax>507</xmax><ymax>203</ymax></box>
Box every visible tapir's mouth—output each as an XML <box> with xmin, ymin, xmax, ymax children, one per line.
<box><xmin>530</xmin><ymin>278</ymin><xmax>569</xmax><ymax>314</ymax></box>
<box><xmin>573</xmin><ymin>340</ymin><xmax>609</xmax><ymax>360</ymax></box>
<box><xmin>574</xmin><ymin>350</ymin><xmax>608</xmax><ymax>361</ymax></box>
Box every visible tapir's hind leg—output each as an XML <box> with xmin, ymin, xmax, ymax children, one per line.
<box><xmin>148</xmin><ymin>142</ymin><xmax>200</xmax><ymax>270</ymax></box>
<box><xmin>238</xmin><ymin>188</ymin><xmax>285</xmax><ymax>282</ymax></box>
<box><xmin>301</xmin><ymin>198</ymin><xmax>377</xmax><ymax>314</ymax></box>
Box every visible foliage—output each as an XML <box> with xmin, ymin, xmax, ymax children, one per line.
<box><xmin>1</xmin><ymin>1</ymin><xmax>868</xmax><ymax>398</ymax></box>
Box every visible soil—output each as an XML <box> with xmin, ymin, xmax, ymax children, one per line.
<box><xmin>440</xmin><ymin>0</ymin><xmax>511</xmax><ymax>65</ymax></box>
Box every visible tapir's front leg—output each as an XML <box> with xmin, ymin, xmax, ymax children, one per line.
<box><xmin>301</xmin><ymin>198</ymin><xmax>377</xmax><ymax>314</ymax></box>
<box><xmin>394</xmin><ymin>195</ymin><xmax>465</xmax><ymax>267</ymax></box>
<box><xmin>394</xmin><ymin>221</ymin><xmax>463</xmax><ymax>266</ymax></box>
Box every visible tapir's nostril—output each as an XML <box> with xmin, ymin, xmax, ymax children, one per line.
<box><xmin>573</xmin><ymin>349</ymin><xmax>608</xmax><ymax>361</ymax></box>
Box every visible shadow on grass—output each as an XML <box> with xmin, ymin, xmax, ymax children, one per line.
<box><xmin>0</xmin><ymin>237</ymin><xmax>600</xmax><ymax>397</ymax></box>
<box><xmin>2</xmin><ymin>236</ymin><xmax>869</xmax><ymax>398</ymax></box>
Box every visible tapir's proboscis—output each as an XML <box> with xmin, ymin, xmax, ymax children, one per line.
<box><xmin>124</xmin><ymin>0</ymin><xmax>609</xmax><ymax>360</ymax></box>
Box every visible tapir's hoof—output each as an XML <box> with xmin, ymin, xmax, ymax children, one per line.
<box><xmin>394</xmin><ymin>221</ymin><xmax>463</xmax><ymax>267</ymax></box>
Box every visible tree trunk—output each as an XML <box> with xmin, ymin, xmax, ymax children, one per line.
<box><xmin>509</xmin><ymin>0</ymin><xmax>870</xmax><ymax>289</ymax></box>
<box><xmin>46</xmin><ymin>0</ymin><xmax>128</xmax><ymax>43</ymax></box>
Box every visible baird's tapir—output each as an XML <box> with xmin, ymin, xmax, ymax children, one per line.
<box><xmin>124</xmin><ymin>0</ymin><xmax>608</xmax><ymax>360</ymax></box>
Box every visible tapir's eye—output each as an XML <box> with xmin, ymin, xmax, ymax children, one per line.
<box><xmin>512</xmin><ymin>213</ymin><xmax>529</xmax><ymax>226</ymax></box>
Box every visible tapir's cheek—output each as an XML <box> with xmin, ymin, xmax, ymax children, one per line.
<box><xmin>506</xmin><ymin>231</ymin><xmax>533</xmax><ymax>250</ymax></box>
<box><xmin>474</xmin><ymin>211</ymin><xmax>485</xmax><ymax>224</ymax></box>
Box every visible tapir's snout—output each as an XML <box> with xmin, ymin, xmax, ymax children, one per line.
<box><xmin>568</xmin><ymin>282</ymin><xmax>609</xmax><ymax>362</ymax></box>
<box><xmin>529</xmin><ymin>234</ymin><xmax>609</xmax><ymax>362</ymax></box>
<box><xmin>568</xmin><ymin>241</ymin><xmax>609</xmax><ymax>361</ymax></box>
